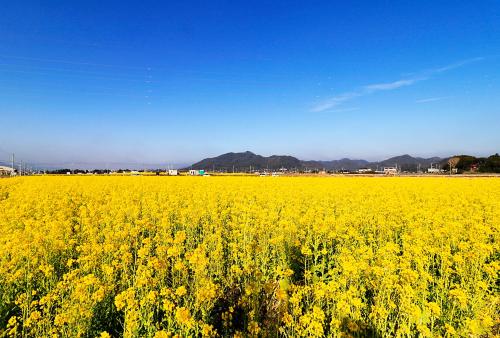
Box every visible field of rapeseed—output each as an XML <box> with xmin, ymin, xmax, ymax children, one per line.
<box><xmin>0</xmin><ymin>176</ymin><xmax>498</xmax><ymax>337</ymax></box>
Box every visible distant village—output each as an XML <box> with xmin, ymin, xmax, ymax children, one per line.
<box><xmin>0</xmin><ymin>163</ymin><xmax>484</xmax><ymax>177</ymax></box>
<box><xmin>1</xmin><ymin>153</ymin><xmax>498</xmax><ymax>177</ymax></box>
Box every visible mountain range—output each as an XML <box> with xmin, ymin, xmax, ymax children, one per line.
<box><xmin>187</xmin><ymin>151</ymin><xmax>445</xmax><ymax>171</ymax></box>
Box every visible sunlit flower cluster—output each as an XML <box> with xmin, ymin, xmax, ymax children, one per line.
<box><xmin>0</xmin><ymin>176</ymin><xmax>498</xmax><ymax>337</ymax></box>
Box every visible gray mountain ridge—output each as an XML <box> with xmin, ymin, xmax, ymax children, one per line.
<box><xmin>188</xmin><ymin>151</ymin><xmax>445</xmax><ymax>171</ymax></box>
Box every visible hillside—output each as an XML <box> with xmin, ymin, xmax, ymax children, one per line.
<box><xmin>441</xmin><ymin>153</ymin><xmax>500</xmax><ymax>173</ymax></box>
<box><xmin>187</xmin><ymin>151</ymin><xmax>446</xmax><ymax>172</ymax></box>
<box><xmin>188</xmin><ymin>151</ymin><xmax>303</xmax><ymax>171</ymax></box>
<box><xmin>378</xmin><ymin>154</ymin><xmax>444</xmax><ymax>171</ymax></box>
<box><xmin>302</xmin><ymin>159</ymin><xmax>370</xmax><ymax>171</ymax></box>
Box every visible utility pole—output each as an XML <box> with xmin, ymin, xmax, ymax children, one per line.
<box><xmin>11</xmin><ymin>153</ymin><xmax>15</xmax><ymax>173</ymax></box>
<box><xmin>19</xmin><ymin>160</ymin><xmax>23</xmax><ymax>176</ymax></box>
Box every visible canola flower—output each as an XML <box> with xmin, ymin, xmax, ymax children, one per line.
<box><xmin>0</xmin><ymin>176</ymin><xmax>498</xmax><ymax>337</ymax></box>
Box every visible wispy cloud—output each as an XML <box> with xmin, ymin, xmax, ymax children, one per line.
<box><xmin>310</xmin><ymin>92</ymin><xmax>361</xmax><ymax>112</ymax></box>
<box><xmin>310</xmin><ymin>57</ymin><xmax>483</xmax><ymax>112</ymax></box>
<box><xmin>318</xmin><ymin>107</ymin><xmax>360</xmax><ymax>113</ymax></box>
<box><xmin>415</xmin><ymin>96</ymin><xmax>450</xmax><ymax>103</ymax></box>
<box><xmin>363</xmin><ymin>78</ymin><xmax>421</xmax><ymax>92</ymax></box>
<box><xmin>431</xmin><ymin>57</ymin><xmax>484</xmax><ymax>73</ymax></box>
<box><xmin>310</xmin><ymin>78</ymin><xmax>423</xmax><ymax>112</ymax></box>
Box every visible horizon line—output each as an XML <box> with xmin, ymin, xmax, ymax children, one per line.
<box><xmin>3</xmin><ymin>151</ymin><xmax>499</xmax><ymax>170</ymax></box>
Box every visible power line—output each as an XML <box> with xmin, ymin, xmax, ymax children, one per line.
<box><xmin>0</xmin><ymin>66</ymin><xmax>157</xmax><ymax>83</ymax></box>
<box><xmin>0</xmin><ymin>54</ymin><xmax>312</xmax><ymax>80</ymax></box>
<box><xmin>0</xmin><ymin>54</ymin><xmax>152</xmax><ymax>71</ymax></box>
<box><xmin>0</xmin><ymin>85</ymin><xmax>151</xmax><ymax>99</ymax></box>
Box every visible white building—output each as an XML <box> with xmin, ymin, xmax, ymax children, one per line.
<box><xmin>383</xmin><ymin>167</ymin><xmax>398</xmax><ymax>175</ymax></box>
<box><xmin>189</xmin><ymin>169</ymin><xmax>199</xmax><ymax>176</ymax></box>
<box><xmin>0</xmin><ymin>166</ymin><xmax>15</xmax><ymax>176</ymax></box>
<box><xmin>357</xmin><ymin>168</ymin><xmax>372</xmax><ymax>173</ymax></box>
<box><xmin>427</xmin><ymin>168</ymin><xmax>441</xmax><ymax>173</ymax></box>
<box><xmin>168</xmin><ymin>169</ymin><xmax>178</xmax><ymax>176</ymax></box>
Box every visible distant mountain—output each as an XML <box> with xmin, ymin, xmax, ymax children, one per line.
<box><xmin>378</xmin><ymin>154</ymin><xmax>444</xmax><ymax>171</ymax></box>
<box><xmin>188</xmin><ymin>151</ymin><xmax>444</xmax><ymax>172</ymax></box>
<box><xmin>302</xmin><ymin>159</ymin><xmax>370</xmax><ymax>171</ymax></box>
<box><xmin>26</xmin><ymin>162</ymin><xmax>190</xmax><ymax>171</ymax></box>
<box><xmin>188</xmin><ymin>151</ymin><xmax>302</xmax><ymax>170</ymax></box>
<box><xmin>0</xmin><ymin>162</ymin><xmax>16</xmax><ymax>170</ymax></box>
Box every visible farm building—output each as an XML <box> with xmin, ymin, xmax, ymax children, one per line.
<box><xmin>189</xmin><ymin>169</ymin><xmax>205</xmax><ymax>176</ymax></box>
<box><xmin>383</xmin><ymin>167</ymin><xmax>398</xmax><ymax>175</ymax></box>
<box><xmin>168</xmin><ymin>169</ymin><xmax>178</xmax><ymax>176</ymax></box>
<box><xmin>189</xmin><ymin>169</ymin><xmax>198</xmax><ymax>176</ymax></box>
<box><xmin>0</xmin><ymin>166</ymin><xmax>15</xmax><ymax>176</ymax></box>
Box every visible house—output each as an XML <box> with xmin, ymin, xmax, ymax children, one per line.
<box><xmin>383</xmin><ymin>167</ymin><xmax>398</xmax><ymax>175</ymax></box>
<box><xmin>0</xmin><ymin>166</ymin><xmax>15</xmax><ymax>176</ymax></box>
<box><xmin>357</xmin><ymin>168</ymin><xmax>372</xmax><ymax>174</ymax></box>
<box><xmin>168</xmin><ymin>169</ymin><xmax>178</xmax><ymax>176</ymax></box>
<box><xmin>427</xmin><ymin>168</ymin><xmax>441</xmax><ymax>173</ymax></box>
<box><xmin>189</xmin><ymin>169</ymin><xmax>205</xmax><ymax>176</ymax></box>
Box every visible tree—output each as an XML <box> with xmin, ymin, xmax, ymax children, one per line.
<box><xmin>447</xmin><ymin>157</ymin><xmax>460</xmax><ymax>174</ymax></box>
<box><xmin>479</xmin><ymin>153</ymin><xmax>500</xmax><ymax>173</ymax></box>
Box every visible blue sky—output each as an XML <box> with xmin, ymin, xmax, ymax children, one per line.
<box><xmin>1</xmin><ymin>1</ymin><xmax>499</xmax><ymax>167</ymax></box>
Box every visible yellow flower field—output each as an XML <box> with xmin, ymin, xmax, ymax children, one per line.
<box><xmin>0</xmin><ymin>176</ymin><xmax>498</xmax><ymax>337</ymax></box>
